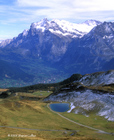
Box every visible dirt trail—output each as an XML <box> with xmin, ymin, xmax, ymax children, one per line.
<box><xmin>47</xmin><ymin>103</ymin><xmax>114</xmax><ymax>135</ymax></box>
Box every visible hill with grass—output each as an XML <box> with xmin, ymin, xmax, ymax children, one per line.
<box><xmin>1</xmin><ymin>70</ymin><xmax>114</xmax><ymax>122</ymax></box>
<box><xmin>0</xmin><ymin>70</ymin><xmax>114</xmax><ymax>139</ymax></box>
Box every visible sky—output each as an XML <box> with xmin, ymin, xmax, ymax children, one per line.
<box><xmin>0</xmin><ymin>0</ymin><xmax>114</xmax><ymax>40</ymax></box>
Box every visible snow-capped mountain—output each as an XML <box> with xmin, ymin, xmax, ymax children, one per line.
<box><xmin>0</xmin><ymin>19</ymin><xmax>113</xmax><ymax>87</ymax></box>
<box><xmin>30</xmin><ymin>18</ymin><xmax>101</xmax><ymax>38</ymax></box>
<box><xmin>0</xmin><ymin>18</ymin><xmax>102</xmax><ymax>50</ymax></box>
<box><xmin>0</xmin><ymin>18</ymin><xmax>103</xmax><ymax>62</ymax></box>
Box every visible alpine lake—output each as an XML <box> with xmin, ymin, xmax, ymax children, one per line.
<box><xmin>49</xmin><ymin>103</ymin><xmax>70</xmax><ymax>112</ymax></box>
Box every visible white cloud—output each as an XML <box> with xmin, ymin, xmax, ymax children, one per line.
<box><xmin>1</xmin><ymin>0</ymin><xmax>113</xmax><ymax>23</ymax></box>
<box><xmin>17</xmin><ymin>0</ymin><xmax>61</xmax><ymax>8</ymax></box>
<box><xmin>17</xmin><ymin>0</ymin><xmax>114</xmax><ymax>11</ymax></box>
<box><xmin>1</xmin><ymin>0</ymin><xmax>114</xmax><ymax>23</ymax></box>
<box><xmin>15</xmin><ymin>0</ymin><xmax>114</xmax><ymax>21</ymax></box>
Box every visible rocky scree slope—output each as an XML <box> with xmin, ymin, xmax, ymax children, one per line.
<box><xmin>44</xmin><ymin>70</ymin><xmax>114</xmax><ymax>121</ymax></box>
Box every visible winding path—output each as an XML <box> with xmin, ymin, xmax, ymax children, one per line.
<box><xmin>47</xmin><ymin>103</ymin><xmax>114</xmax><ymax>135</ymax></box>
<box><xmin>0</xmin><ymin>126</ymin><xmax>75</xmax><ymax>132</ymax></box>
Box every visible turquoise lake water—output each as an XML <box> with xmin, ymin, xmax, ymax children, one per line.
<box><xmin>49</xmin><ymin>103</ymin><xmax>70</xmax><ymax>112</ymax></box>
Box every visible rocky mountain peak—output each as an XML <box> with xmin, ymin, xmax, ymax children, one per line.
<box><xmin>84</xmin><ymin>19</ymin><xmax>102</xmax><ymax>26</ymax></box>
<box><xmin>30</xmin><ymin>18</ymin><xmax>50</xmax><ymax>31</ymax></box>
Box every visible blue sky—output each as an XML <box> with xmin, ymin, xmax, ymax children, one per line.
<box><xmin>0</xmin><ymin>0</ymin><xmax>114</xmax><ymax>40</ymax></box>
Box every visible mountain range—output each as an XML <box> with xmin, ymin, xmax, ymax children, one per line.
<box><xmin>0</xmin><ymin>18</ymin><xmax>114</xmax><ymax>88</ymax></box>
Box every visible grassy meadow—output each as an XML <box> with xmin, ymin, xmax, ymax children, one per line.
<box><xmin>0</xmin><ymin>90</ymin><xmax>114</xmax><ymax>140</ymax></box>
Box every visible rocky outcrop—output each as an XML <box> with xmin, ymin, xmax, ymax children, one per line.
<box><xmin>44</xmin><ymin>70</ymin><xmax>114</xmax><ymax>121</ymax></box>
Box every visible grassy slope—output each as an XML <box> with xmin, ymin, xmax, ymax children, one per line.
<box><xmin>0</xmin><ymin>91</ymin><xmax>114</xmax><ymax>140</ymax></box>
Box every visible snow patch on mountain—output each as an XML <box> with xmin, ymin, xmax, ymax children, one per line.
<box><xmin>104</xmin><ymin>23</ymin><xmax>113</xmax><ymax>32</ymax></box>
<box><xmin>67</xmin><ymin>102</ymin><xmax>75</xmax><ymax>113</ymax></box>
<box><xmin>103</xmin><ymin>35</ymin><xmax>113</xmax><ymax>39</ymax></box>
<box><xmin>22</xmin><ymin>29</ymin><xmax>29</xmax><ymax>36</ymax></box>
<box><xmin>0</xmin><ymin>39</ymin><xmax>12</xmax><ymax>47</ymax></box>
